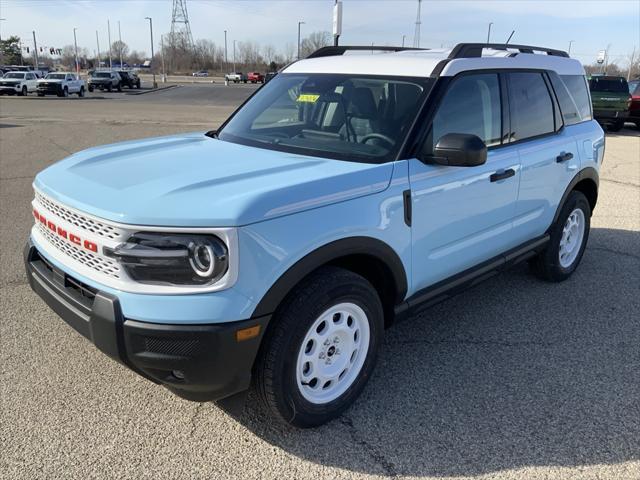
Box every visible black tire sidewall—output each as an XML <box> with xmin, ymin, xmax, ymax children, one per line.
<box><xmin>546</xmin><ymin>191</ymin><xmax>591</xmax><ymax>279</ymax></box>
<box><xmin>259</xmin><ymin>268</ymin><xmax>383</xmax><ymax>427</ymax></box>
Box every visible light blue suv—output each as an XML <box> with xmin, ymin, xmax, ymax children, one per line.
<box><xmin>25</xmin><ymin>43</ymin><xmax>604</xmax><ymax>427</ymax></box>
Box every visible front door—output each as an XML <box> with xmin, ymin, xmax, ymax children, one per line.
<box><xmin>409</xmin><ymin>72</ymin><xmax>521</xmax><ymax>293</ymax></box>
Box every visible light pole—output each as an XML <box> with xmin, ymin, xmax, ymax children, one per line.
<box><xmin>297</xmin><ymin>21</ymin><xmax>305</xmax><ymax>60</ymax></box>
<box><xmin>145</xmin><ymin>17</ymin><xmax>157</xmax><ymax>88</ymax></box>
<box><xmin>118</xmin><ymin>21</ymin><xmax>123</xmax><ymax>67</ymax></box>
<box><xmin>0</xmin><ymin>18</ymin><xmax>6</xmax><ymax>42</ymax></box>
<box><xmin>487</xmin><ymin>22</ymin><xmax>493</xmax><ymax>44</ymax></box>
<box><xmin>402</xmin><ymin>35</ymin><xmax>406</xmax><ymax>47</ymax></box>
<box><xmin>107</xmin><ymin>19</ymin><xmax>112</xmax><ymax>69</ymax></box>
<box><xmin>224</xmin><ymin>30</ymin><xmax>228</xmax><ymax>73</ymax></box>
<box><xmin>32</xmin><ymin>30</ymin><xmax>39</xmax><ymax>69</ymax></box>
<box><xmin>96</xmin><ymin>30</ymin><xmax>101</xmax><ymax>68</ymax></box>
<box><xmin>233</xmin><ymin>39</ymin><xmax>236</xmax><ymax>72</ymax></box>
<box><xmin>160</xmin><ymin>34</ymin><xmax>166</xmax><ymax>82</ymax></box>
<box><xmin>567</xmin><ymin>40</ymin><xmax>574</xmax><ymax>56</ymax></box>
<box><xmin>73</xmin><ymin>27</ymin><xmax>79</xmax><ymax>73</ymax></box>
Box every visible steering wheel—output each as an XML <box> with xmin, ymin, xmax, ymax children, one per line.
<box><xmin>359</xmin><ymin>133</ymin><xmax>395</xmax><ymax>148</ymax></box>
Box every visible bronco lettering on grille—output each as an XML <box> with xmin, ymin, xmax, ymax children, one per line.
<box><xmin>33</xmin><ymin>208</ymin><xmax>99</xmax><ymax>253</ymax></box>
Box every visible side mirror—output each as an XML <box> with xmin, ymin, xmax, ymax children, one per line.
<box><xmin>420</xmin><ymin>133</ymin><xmax>487</xmax><ymax>167</ymax></box>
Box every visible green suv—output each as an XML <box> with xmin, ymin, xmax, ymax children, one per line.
<box><xmin>589</xmin><ymin>75</ymin><xmax>631</xmax><ymax>131</ymax></box>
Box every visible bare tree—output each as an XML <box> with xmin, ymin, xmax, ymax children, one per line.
<box><xmin>111</xmin><ymin>40</ymin><xmax>129</xmax><ymax>63</ymax></box>
<box><xmin>300</xmin><ymin>31</ymin><xmax>331</xmax><ymax>58</ymax></box>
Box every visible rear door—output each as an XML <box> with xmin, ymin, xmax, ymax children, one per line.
<box><xmin>507</xmin><ymin>71</ymin><xmax>580</xmax><ymax>244</ymax></box>
<box><xmin>409</xmin><ymin>72</ymin><xmax>522</xmax><ymax>292</ymax></box>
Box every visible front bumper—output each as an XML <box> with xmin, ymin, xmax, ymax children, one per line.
<box><xmin>37</xmin><ymin>84</ymin><xmax>62</xmax><ymax>94</ymax></box>
<box><xmin>24</xmin><ymin>241</ymin><xmax>269</xmax><ymax>402</ymax></box>
<box><xmin>0</xmin><ymin>84</ymin><xmax>21</xmax><ymax>93</ymax></box>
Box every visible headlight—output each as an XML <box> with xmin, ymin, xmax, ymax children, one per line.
<box><xmin>105</xmin><ymin>232</ymin><xmax>229</xmax><ymax>286</ymax></box>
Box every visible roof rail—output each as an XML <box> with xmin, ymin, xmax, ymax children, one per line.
<box><xmin>448</xmin><ymin>43</ymin><xmax>569</xmax><ymax>59</ymax></box>
<box><xmin>307</xmin><ymin>45</ymin><xmax>427</xmax><ymax>59</ymax></box>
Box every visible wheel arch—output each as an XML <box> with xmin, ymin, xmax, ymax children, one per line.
<box><xmin>552</xmin><ymin>167</ymin><xmax>599</xmax><ymax>226</ymax></box>
<box><xmin>251</xmin><ymin>236</ymin><xmax>408</xmax><ymax>327</ymax></box>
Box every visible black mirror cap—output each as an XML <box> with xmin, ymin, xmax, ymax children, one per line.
<box><xmin>425</xmin><ymin>133</ymin><xmax>488</xmax><ymax>167</ymax></box>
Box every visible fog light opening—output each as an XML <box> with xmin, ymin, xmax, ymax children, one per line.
<box><xmin>172</xmin><ymin>370</ymin><xmax>185</xmax><ymax>380</ymax></box>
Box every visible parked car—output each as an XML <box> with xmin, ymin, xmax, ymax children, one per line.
<box><xmin>0</xmin><ymin>71</ymin><xmax>39</xmax><ymax>96</ymax></box>
<box><xmin>589</xmin><ymin>75</ymin><xmax>631</xmax><ymax>131</ymax></box>
<box><xmin>88</xmin><ymin>71</ymin><xmax>122</xmax><ymax>92</ymax></box>
<box><xmin>264</xmin><ymin>71</ymin><xmax>278</xmax><ymax>83</ymax></box>
<box><xmin>627</xmin><ymin>79</ymin><xmax>640</xmax><ymax>129</ymax></box>
<box><xmin>225</xmin><ymin>72</ymin><xmax>247</xmax><ymax>83</ymax></box>
<box><xmin>115</xmin><ymin>70</ymin><xmax>141</xmax><ymax>89</ymax></box>
<box><xmin>193</xmin><ymin>70</ymin><xmax>209</xmax><ymax>77</ymax></box>
<box><xmin>247</xmin><ymin>72</ymin><xmax>265</xmax><ymax>83</ymax></box>
<box><xmin>36</xmin><ymin>72</ymin><xmax>86</xmax><ymax>97</ymax></box>
<box><xmin>25</xmin><ymin>43</ymin><xmax>603</xmax><ymax>428</ymax></box>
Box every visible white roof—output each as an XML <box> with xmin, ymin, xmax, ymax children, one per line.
<box><xmin>283</xmin><ymin>48</ymin><xmax>585</xmax><ymax>78</ymax></box>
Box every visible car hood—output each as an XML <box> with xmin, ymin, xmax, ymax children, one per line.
<box><xmin>1</xmin><ymin>79</ymin><xmax>22</xmax><ymax>84</ymax></box>
<box><xmin>38</xmin><ymin>78</ymin><xmax>63</xmax><ymax>83</ymax></box>
<box><xmin>34</xmin><ymin>132</ymin><xmax>394</xmax><ymax>227</ymax></box>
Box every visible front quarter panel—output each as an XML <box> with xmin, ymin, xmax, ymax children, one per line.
<box><xmin>236</xmin><ymin>160</ymin><xmax>412</xmax><ymax>314</ymax></box>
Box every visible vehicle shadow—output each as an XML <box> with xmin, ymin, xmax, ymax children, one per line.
<box><xmin>230</xmin><ymin>227</ymin><xmax>640</xmax><ymax>477</ymax></box>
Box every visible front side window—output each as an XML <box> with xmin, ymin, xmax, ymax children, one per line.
<box><xmin>427</xmin><ymin>73</ymin><xmax>502</xmax><ymax>153</ymax></box>
<box><xmin>508</xmin><ymin>72</ymin><xmax>555</xmax><ymax>141</ymax></box>
<box><xmin>218</xmin><ymin>73</ymin><xmax>432</xmax><ymax>162</ymax></box>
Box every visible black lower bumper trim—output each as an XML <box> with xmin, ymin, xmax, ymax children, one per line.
<box><xmin>24</xmin><ymin>241</ymin><xmax>270</xmax><ymax>402</ymax></box>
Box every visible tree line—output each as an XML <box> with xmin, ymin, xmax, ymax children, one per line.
<box><xmin>0</xmin><ymin>31</ymin><xmax>333</xmax><ymax>74</ymax></box>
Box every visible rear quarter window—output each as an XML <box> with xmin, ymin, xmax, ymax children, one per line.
<box><xmin>550</xmin><ymin>73</ymin><xmax>592</xmax><ymax>125</ymax></box>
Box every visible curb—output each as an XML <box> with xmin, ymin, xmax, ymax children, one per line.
<box><xmin>125</xmin><ymin>85</ymin><xmax>179</xmax><ymax>96</ymax></box>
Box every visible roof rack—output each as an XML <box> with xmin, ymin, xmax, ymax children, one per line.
<box><xmin>448</xmin><ymin>43</ymin><xmax>569</xmax><ymax>59</ymax></box>
<box><xmin>306</xmin><ymin>46</ymin><xmax>427</xmax><ymax>59</ymax></box>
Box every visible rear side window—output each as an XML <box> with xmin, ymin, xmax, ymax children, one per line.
<box><xmin>549</xmin><ymin>73</ymin><xmax>591</xmax><ymax>125</ymax></box>
<box><xmin>560</xmin><ymin>75</ymin><xmax>592</xmax><ymax>122</ymax></box>
<box><xmin>508</xmin><ymin>72</ymin><xmax>555</xmax><ymax>141</ymax></box>
<box><xmin>429</xmin><ymin>73</ymin><xmax>502</xmax><ymax>151</ymax></box>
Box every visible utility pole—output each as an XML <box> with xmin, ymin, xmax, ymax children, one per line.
<box><xmin>32</xmin><ymin>31</ymin><xmax>39</xmax><ymax>69</ymax></box>
<box><xmin>568</xmin><ymin>40</ymin><xmax>574</xmax><ymax>56</ymax></box>
<box><xmin>160</xmin><ymin>34</ymin><xmax>166</xmax><ymax>82</ymax></box>
<box><xmin>73</xmin><ymin>27</ymin><xmax>79</xmax><ymax>73</ymax></box>
<box><xmin>118</xmin><ymin>21</ymin><xmax>123</xmax><ymax>67</ymax></box>
<box><xmin>603</xmin><ymin>43</ymin><xmax>611</xmax><ymax>74</ymax></box>
<box><xmin>0</xmin><ymin>18</ymin><xmax>6</xmax><ymax>42</ymax></box>
<box><xmin>402</xmin><ymin>35</ymin><xmax>406</xmax><ymax>48</ymax></box>
<box><xmin>297</xmin><ymin>21</ymin><xmax>305</xmax><ymax>59</ymax></box>
<box><xmin>333</xmin><ymin>0</ymin><xmax>342</xmax><ymax>47</ymax></box>
<box><xmin>487</xmin><ymin>22</ymin><xmax>493</xmax><ymax>44</ymax></box>
<box><xmin>145</xmin><ymin>17</ymin><xmax>157</xmax><ymax>88</ymax></box>
<box><xmin>224</xmin><ymin>30</ymin><xmax>228</xmax><ymax>72</ymax></box>
<box><xmin>413</xmin><ymin>0</ymin><xmax>422</xmax><ymax>48</ymax></box>
<box><xmin>233</xmin><ymin>39</ymin><xmax>236</xmax><ymax>72</ymax></box>
<box><xmin>107</xmin><ymin>19</ymin><xmax>112</xmax><ymax>69</ymax></box>
<box><xmin>628</xmin><ymin>46</ymin><xmax>636</xmax><ymax>81</ymax></box>
<box><xmin>96</xmin><ymin>30</ymin><xmax>101</xmax><ymax>68</ymax></box>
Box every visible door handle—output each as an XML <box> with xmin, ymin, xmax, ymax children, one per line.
<box><xmin>490</xmin><ymin>168</ymin><xmax>515</xmax><ymax>182</ymax></box>
<box><xmin>556</xmin><ymin>152</ymin><xmax>574</xmax><ymax>163</ymax></box>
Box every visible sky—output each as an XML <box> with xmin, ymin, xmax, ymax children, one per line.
<box><xmin>1</xmin><ymin>0</ymin><xmax>638</xmax><ymax>67</ymax></box>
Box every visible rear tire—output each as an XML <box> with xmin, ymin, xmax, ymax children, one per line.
<box><xmin>117</xmin><ymin>83</ymin><xmax>122</xmax><ymax>92</ymax></box>
<box><xmin>37</xmin><ymin>92</ymin><xmax>45</xmax><ymax>97</ymax></box>
<box><xmin>254</xmin><ymin>266</ymin><xmax>384</xmax><ymax>428</ymax></box>
<box><xmin>529</xmin><ymin>191</ymin><xmax>591</xmax><ymax>282</ymax></box>
<box><xmin>88</xmin><ymin>85</ymin><xmax>94</xmax><ymax>92</ymax></box>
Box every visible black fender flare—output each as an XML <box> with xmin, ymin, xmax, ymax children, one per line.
<box><xmin>551</xmin><ymin>166</ymin><xmax>599</xmax><ymax>226</ymax></box>
<box><xmin>251</xmin><ymin>236</ymin><xmax>408</xmax><ymax>318</ymax></box>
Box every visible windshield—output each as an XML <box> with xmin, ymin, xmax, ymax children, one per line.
<box><xmin>590</xmin><ymin>77</ymin><xmax>629</xmax><ymax>93</ymax></box>
<box><xmin>45</xmin><ymin>73</ymin><xmax>67</xmax><ymax>79</ymax></box>
<box><xmin>218</xmin><ymin>73</ymin><xmax>432</xmax><ymax>162</ymax></box>
<box><xmin>93</xmin><ymin>72</ymin><xmax>112</xmax><ymax>78</ymax></box>
<box><xmin>4</xmin><ymin>72</ymin><xmax>26</xmax><ymax>79</ymax></box>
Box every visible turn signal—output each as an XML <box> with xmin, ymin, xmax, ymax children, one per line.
<box><xmin>236</xmin><ymin>325</ymin><xmax>261</xmax><ymax>342</ymax></box>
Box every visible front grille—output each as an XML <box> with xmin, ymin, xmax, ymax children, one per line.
<box><xmin>35</xmin><ymin>191</ymin><xmax>122</xmax><ymax>240</ymax></box>
<box><xmin>36</xmin><ymin>220</ymin><xmax>121</xmax><ymax>279</ymax></box>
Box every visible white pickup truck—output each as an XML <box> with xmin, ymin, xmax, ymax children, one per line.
<box><xmin>37</xmin><ymin>72</ymin><xmax>86</xmax><ymax>97</ymax></box>
<box><xmin>224</xmin><ymin>72</ymin><xmax>247</xmax><ymax>83</ymax></box>
<box><xmin>0</xmin><ymin>71</ymin><xmax>39</xmax><ymax>96</ymax></box>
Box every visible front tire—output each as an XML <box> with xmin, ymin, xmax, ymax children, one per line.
<box><xmin>255</xmin><ymin>266</ymin><xmax>384</xmax><ymax>428</ymax></box>
<box><xmin>78</xmin><ymin>86</ymin><xmax>85</xmax><ymax>97</ymax></box>
<box><xmin>21</xmin><ymin>86</ymin><xmax>28</xmax><ymax>96</ymax></box>
<box><xmin>88</xmin><ymin>85</ymin><xmax>94</xmax><ymax>92</ymax></box>
<box><xmin>62</xmin><ymin>87</ymin><xmax>69</xmax><ymax>97</ymax></box>
<box><xmin>529</xmin><ymin>190</ymin><xmax>591</xmax><ymax>282</ymax></box>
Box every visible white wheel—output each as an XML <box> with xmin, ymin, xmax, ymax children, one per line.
<box><xmin>558</xmin><ymin>208</ymin><xmax>585</xmax><ymax>268</ymax></box>
<box><xmin>296</xmin><ymin>302</ymin><xmax>370</xmax><ymax>404</ymax></box>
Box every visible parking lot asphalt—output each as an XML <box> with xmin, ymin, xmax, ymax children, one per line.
<box><xmin>1</xmin><ymin>85</ymin><xmax>639</xmax><ymax>480</ymax></box>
